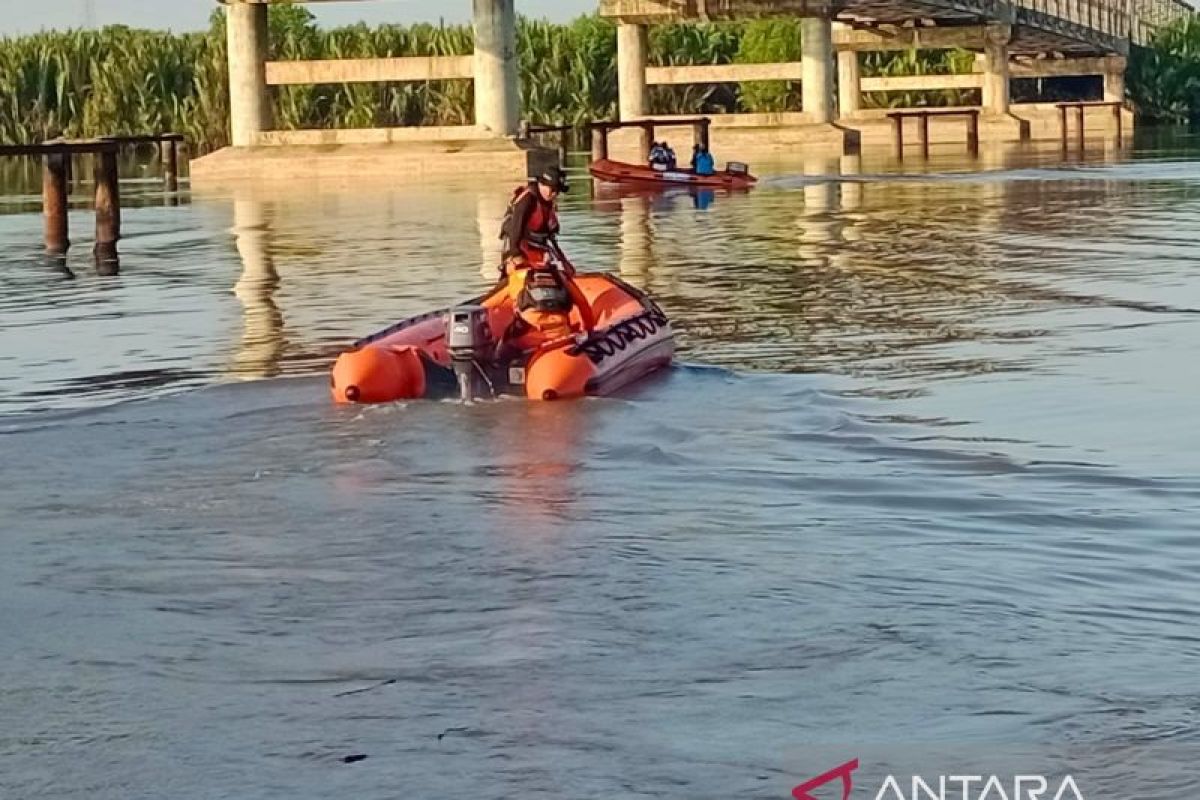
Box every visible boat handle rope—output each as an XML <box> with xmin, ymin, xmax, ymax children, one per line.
<box><xmin>570</xmin><ymin>308</ymin><xmax>669</xmax><ymax>365</ymax></box>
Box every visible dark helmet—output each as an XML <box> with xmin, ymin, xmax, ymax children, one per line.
<box><xmin>536</xmin><ymin>165</ymin><xmax>569</xmax><ymax>194</ymax></box>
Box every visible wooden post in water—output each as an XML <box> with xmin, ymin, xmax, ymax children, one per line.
<box><xmin>1113</xmin><ymin>103</ymin><xmax>1123</xmax><ymax>147</ymax></box>
<box><xmin>42</xmin><ymin>148</ymin><xmax>70</xmax><ymax>254</ymax></box>
<box><xmin>892</xmin><ymin>116</ymin><xmax>904</xmax><ymax>160</ymax></box>
<box><xmin>967</xmin><ymin>111</ymin><xmax>980</xmax><ymax>155</ymax></box>
<box><xmin>591</xmin><ymin>125</ymin><xmax>609</xmax><ymax>162</ymax></box>
<box><xmin>919</xmin><ymin>112</ymin><xmax>930</xmax><ymax>159</ymax></box>
<box><xmin>694</xmin><ymin>118</ymin><xmax>711</xmax><ymax>151</ymax></box>
<box><xmin>1059</xmin><ymin>105</ymin><xmax>1069</xmax><ymax>153</ymax></box>
<box><xmin>93</xmin><ymin>145</ymin><xmax>121</xmax><ymax>263</ymax></box>
<box><xmin>162</xmin><ymin>138</ymin><xmax>179</xmax><ymax>192</ymax></box>
<box><xmin>1075</xmin><ymin>105</ymin><xmax>1085</xmax><ymax>151</ymax></box>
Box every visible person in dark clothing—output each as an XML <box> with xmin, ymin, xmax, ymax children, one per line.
<box><xmin>662</xmin><ymin>141</ymin><xmax>677</xmax><ymax>169</ymax></box>
<box><xmin>500</xmin><ymin>166</ymin><xmax>568</xmax><ymax>276</ymax></box>
<box><xmin>495</xmin><ymin>166</ymin><xmax>594</xmax><ymax>353</ymax></box>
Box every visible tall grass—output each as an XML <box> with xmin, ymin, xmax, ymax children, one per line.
<box><xmin>0</xmin><ymin>26</ymin><xmax>227</xmax><ymax>150</ymax></box>
<box><xmin>1128</xmin><ymin>16</ymin><xmax>1200</xmax><ymax>122</ymax></box>
<box><xmin>0</xmin><ymin>7</ymin><xmax>1027</xmax><ymax>152</ymax></box>
<box><xmin>860</xmin><ymin>48</ymin><xmax>979</xmax><ymax>108</ymax></box>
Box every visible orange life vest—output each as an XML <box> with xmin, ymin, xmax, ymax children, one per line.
<box><xmin>498</xmin><ymin>186</ymin><xmax>596</xmax><ymax>339</ymax></box>
<box><xmin>501</xmin><ymin>185</ymin><xmax>559</xmax><ymax>254</ymax></box>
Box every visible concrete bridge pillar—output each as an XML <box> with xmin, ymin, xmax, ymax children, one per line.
<box><xmin>473</xmin><ymin>0</ymin><xmax>520</xmax><ymax>136</ymax></box>
<box><xmin>617</xmin><ymin>21</ymin><xmax>649</xmax><ymax>121</ymax></box>
<box><xmin>1103</xmin><ymin>55</ymin><xmax>1127</xmax><ymax>103</ymax></box>
<box><xmin>982</xmin><ymin>25</ymin><xmax>1012</xmax><ymax>115</ymax></box>
<box><xmin>835</xmin><ymin>25</ymin><xmax>862</xmax><ymax>116</ymax></box>
<box><xmin>226</xmin><ymin>1</ymin><xmax>272</xmax><ymax>147</ymax></box>
<box><xmin>802</xmin><ymin>17</ymin><xmax>835</xmax><ymax>124</ymax></box>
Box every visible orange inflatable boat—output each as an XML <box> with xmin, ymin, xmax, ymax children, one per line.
<box><xmin>331</xmin><ymin>272</ymin><xmax>674</xmax><ymax>403</ymax></box>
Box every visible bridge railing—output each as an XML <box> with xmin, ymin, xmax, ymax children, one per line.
<box><xmin>1131</xmin><ymin>0</ymin><xmax>1195</xmax><ymax>42</ymax></box>
<box><xmin>1015</xmin><ymin>0</ymin><xmax>1192</xmax><ymax>45</ymax></box>
<box><xmin>1017</xmin><ymin>0</ymin><xmax>1131</xmax><ymax>41</ymax></box>
<box><xmin>629</xmin><ymin>0</ymin><xmax>1192</xmax><ymax>47</ymax></box>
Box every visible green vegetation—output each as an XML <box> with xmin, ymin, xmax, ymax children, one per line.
<box><xmin>0</xmin><ymin>26</ymin><xmax>226</xmax><ymax>150</ymax></box>
<box><xmin>860</xmin><ymin>48</ymin><xmax>978</xmax><ymax>108</ymax></box>
<box><xmin>647</xmin><ymin>22</ymin><xmax>741</xmax><ymax>115</ymax></box>
<box><xmin>0</xmin><ymin>6</ymin><xmax>1071</xmax><ymax>152</ymax></box>
<box><xmin>1129</xmin><ymin>17</ymin><xmax>1200</xmax><ymax>123</ymax></box>
<box><xmin>735</xmin><ymin>19</ymin><xmax>805</xmax><ymax>112</ymax></box>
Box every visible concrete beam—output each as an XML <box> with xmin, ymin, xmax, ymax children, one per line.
<box><xmin>646</xmin><ymin>62</ymin><xmax>805</xmax><ymax>85</ymax></box>
<box><xmin>253</xmin><ymin>126</ymin><xmax>494</xmax><ymax>146</ymax></box>
<box><xmin>600</xmin><ymin>0</ymin><xmax>835</xmax><ymax>22</ymax></box>
<box><xmin>1007</xmin><ymin>54</ymin><xmax>1122</xmax><ymax>78</ymax></box>
<box><xmin>861</xmin><ymin>73</ymin><xmax>984</xmax><ymax>91</ymax></box>
<box><xmin>265</xmin><ymin>56</ymin><xmax>474</xmax><ymax>86</ymax></box>
<box><xmin>833</xmin><ymin>25</ymin><xmax>987</xmax><ymax>52</ymax></box>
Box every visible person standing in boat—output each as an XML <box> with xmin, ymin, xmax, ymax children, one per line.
<box><xmin>500</xmin><ymin>166</ymin><xmax>567</xmax><ymax>276</ymax></box>
<box><xmin>693</xmin><ymin>143</ymin><xmax>716</xmax><ymax>176</ymax></box>
<box><xmin>496</xmin><ymin>167</ymin><xmax>595</xmax><ymax>352</ymax></box>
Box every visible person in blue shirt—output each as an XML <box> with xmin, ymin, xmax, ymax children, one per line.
<box><xmin>692</xmin><ymin>143</ymin><xmax>716</xmax><ymax>176</ymax></box>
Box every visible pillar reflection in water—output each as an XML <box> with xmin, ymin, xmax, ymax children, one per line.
<box><xmin>797</xmin><ymin>153</ymin><xmax>846</xmax><ymax>263</ymax></box>
<box><xmin>618</xmin><ymin>194</ymin><xmax>654</xmax><ymax>280</ymax></box>
<box><xmin>976</xmin><ymin>144</ymin><xmax>1009</xmax><ymax>237</ymax></box>
<box><xmin>230</xmin><ymin>195</ymin><xmax>284</xmax><ymax>379</ymax></box>
<box><xmin>477</xmin><ymin>190</ymin><xmax>508</xmax><ymax>280</ymax></box>
<box><xmin>839</xmin><ymin>153</ymin><xmax>864</xmax><ymax>215</ymax></box>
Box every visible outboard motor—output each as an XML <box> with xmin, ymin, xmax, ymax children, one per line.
<box><xmin>446</xmin><ymin>305</ymin><xmax>493</xmax><ymax>402</ymax></box>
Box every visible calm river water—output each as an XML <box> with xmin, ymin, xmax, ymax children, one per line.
<box><xmin>1</xmin><ymin>136</ymin><xmax>1198</xmax><ymax>799</ymax></box>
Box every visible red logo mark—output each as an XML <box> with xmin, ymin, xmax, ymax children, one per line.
<box><xmin>792</xmin><ymin>759</ymin><xmax>860</xmax><ymax>800</ymax></box>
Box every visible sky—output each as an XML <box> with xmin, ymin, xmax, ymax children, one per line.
<box><xmin>0</xmin><ymin>0</ymin><xmax>596</xmax><ymax>35</ymax></box>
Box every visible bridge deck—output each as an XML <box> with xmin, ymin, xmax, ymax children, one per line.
<box><xmin>600</xmin><ymin>0</ymin><xmax>1194</xmax><ymax>54</ymax></box>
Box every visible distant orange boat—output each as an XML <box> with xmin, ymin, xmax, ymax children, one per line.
<box><xmin>589</xmin><ymin>158</ymin><xmax>758</xmax><ymax>190</ymax></box>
